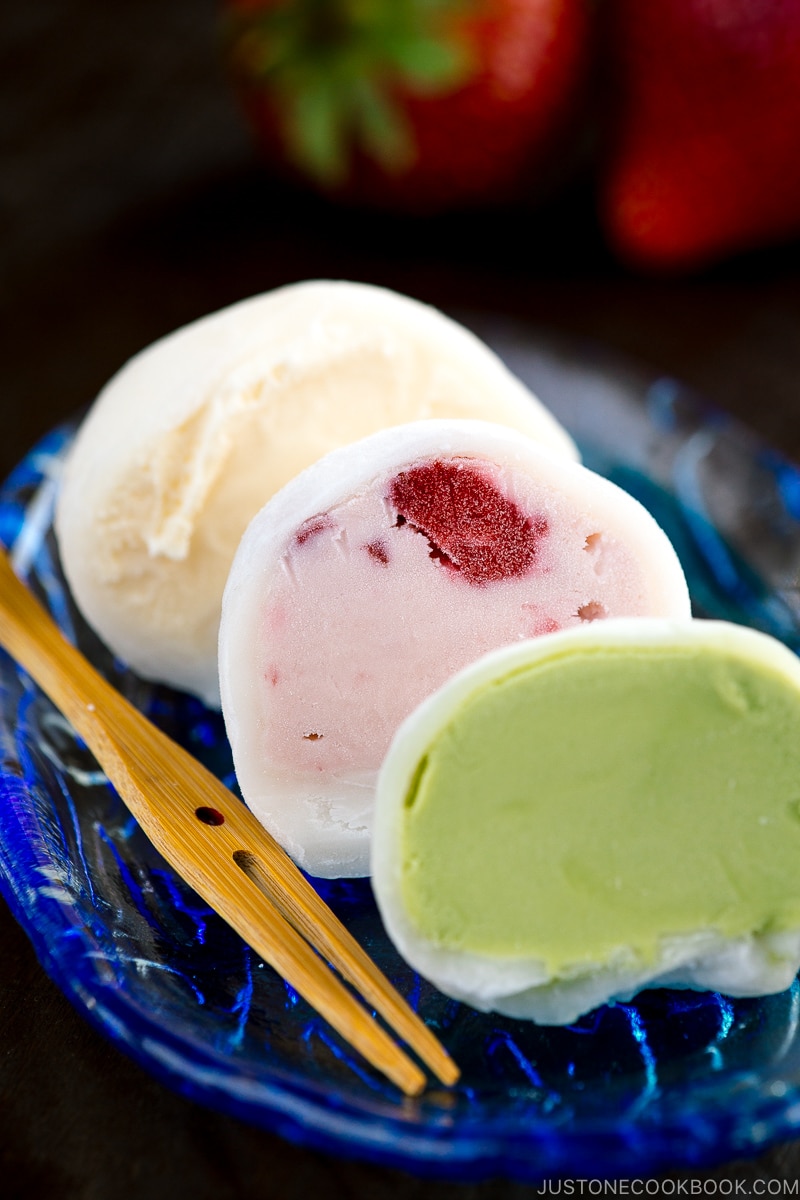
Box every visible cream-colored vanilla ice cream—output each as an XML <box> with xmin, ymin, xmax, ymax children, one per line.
<box><xmin>55</xmin><ymin>281</ymin><xmax>578</xmax><ymax>705</ymax></box>
<box><xmin>372</xmin><ymin>619</ymin><xmax>800</xmax><ymax>1025</ymax></box>
<box><xmin>219</xmin><ymin>419</ymin><xmax>690</xmax><ymax>879</ymax></box>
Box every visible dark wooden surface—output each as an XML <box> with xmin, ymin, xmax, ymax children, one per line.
<box><xmin>4</xmin><ymin>3</ymin><xmax>800</xmax><ymax>1195</ymax></box>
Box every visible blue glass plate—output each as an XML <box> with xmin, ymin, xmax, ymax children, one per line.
<box><xmin>3</xmin><ymin>329</ymin><xmax>800</xmax><ymax>1182</ymax></box>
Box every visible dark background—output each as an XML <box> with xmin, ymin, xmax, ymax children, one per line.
<box><xmin>3</xmin><ymin>1</ymin><xmax>800</xmax><ymax>1195</ymax></box>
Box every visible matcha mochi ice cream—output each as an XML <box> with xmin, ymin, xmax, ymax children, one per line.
<box><xmin>54</xmin><ymin>281</ymin><xmax>577</xmax><ymax>706</ymax></box>
<box><xmin>372</xmin><ymin>620</ymin><xmax>800</xmax><ymax>1025</ymax></box>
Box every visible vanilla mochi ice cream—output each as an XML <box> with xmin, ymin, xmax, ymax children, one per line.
<box><xmin>54</xmin><ymin>281</ymin><xmax>578</xmax><ymax>706</ymax></box>
<box><xmin>218</xmin><ymin>419</ymin><xmax>691</xmax><ymax>879</ymax></box>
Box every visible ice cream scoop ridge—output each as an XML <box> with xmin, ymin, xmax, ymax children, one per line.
<box><xmin>54</xmin><ymin>280</ymin><xmax>578</xmax><ymax>706</ymax></box>
<box><xmin>218</xmin><ymin>419</ymin><xmax>691</xmax><ymax>879</ymax></box>
<box><xmin>372</xmin><ymin>619</ymin><xmax>800</xmax><ymax>1025</ymax></box>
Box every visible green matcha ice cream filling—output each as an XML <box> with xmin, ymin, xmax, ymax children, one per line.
<box><xmin>400</xmin><ymin>645</ymin><xmax>800</xmax><ymax>977</ymax></box>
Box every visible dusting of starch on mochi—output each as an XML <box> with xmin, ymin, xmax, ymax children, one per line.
<box><xmin>388</xmin><ymin>459</ymin><xmax>547</xmax><ymax>584</ymax></box>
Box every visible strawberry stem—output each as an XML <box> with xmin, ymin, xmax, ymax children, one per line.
<box><xmin>226</xmin><ymin>0</ymin><xmax>478</xmax><ymax>183</ymax></box>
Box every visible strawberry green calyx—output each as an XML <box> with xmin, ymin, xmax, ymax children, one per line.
<box><xmin>225</xmin><ymin>0</ymin><xmax>478</xmax><ymax>184</ymax></box>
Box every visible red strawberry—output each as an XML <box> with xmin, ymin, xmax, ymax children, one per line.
<box><xmin>601</xmin><ymin>0</ymin><xmax>800</xmax><ymax>271</ymax></box>
<box><xmin>222</xmin><ymin>0</ymin><xmax>591</xmax><ymax>212</ymax></box>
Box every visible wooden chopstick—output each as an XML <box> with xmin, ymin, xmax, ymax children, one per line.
<box><xmin>0</xmin><ymin>549</ymin><xmax>459</xmax><ymax>1095</ymax></box>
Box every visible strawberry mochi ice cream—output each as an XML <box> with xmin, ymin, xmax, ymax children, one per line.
<box><xmin>218</xmin><ymin>420</ymin><xmax>691</xmax><ymax>879</ymax></box>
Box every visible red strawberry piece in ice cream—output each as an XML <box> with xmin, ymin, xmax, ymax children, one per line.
<box><xmin>389</xmin><ymin>459</ymin><xmax>548</xmax><ymax>584</ymax></box>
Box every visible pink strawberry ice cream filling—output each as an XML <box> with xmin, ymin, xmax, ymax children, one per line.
<box><xmin>256</xmin><ymin>455</ymin><xmax>656</xmax><ymax>782</ymax></box>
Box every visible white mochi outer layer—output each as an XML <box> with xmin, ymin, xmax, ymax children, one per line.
<box><xmin>371</xmin><ymin>620</ymin><xmax>800</xmax><ymax>1026</ymax></box>
<box><xmin>218</xmin><ymin>419</ymin><xmax>690</xmax><ymax>880</ymax></box>
<box><xmin>54</xmin><ymin>280</ymin><xmax>578</xmax><ymax>706</ymax></box>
